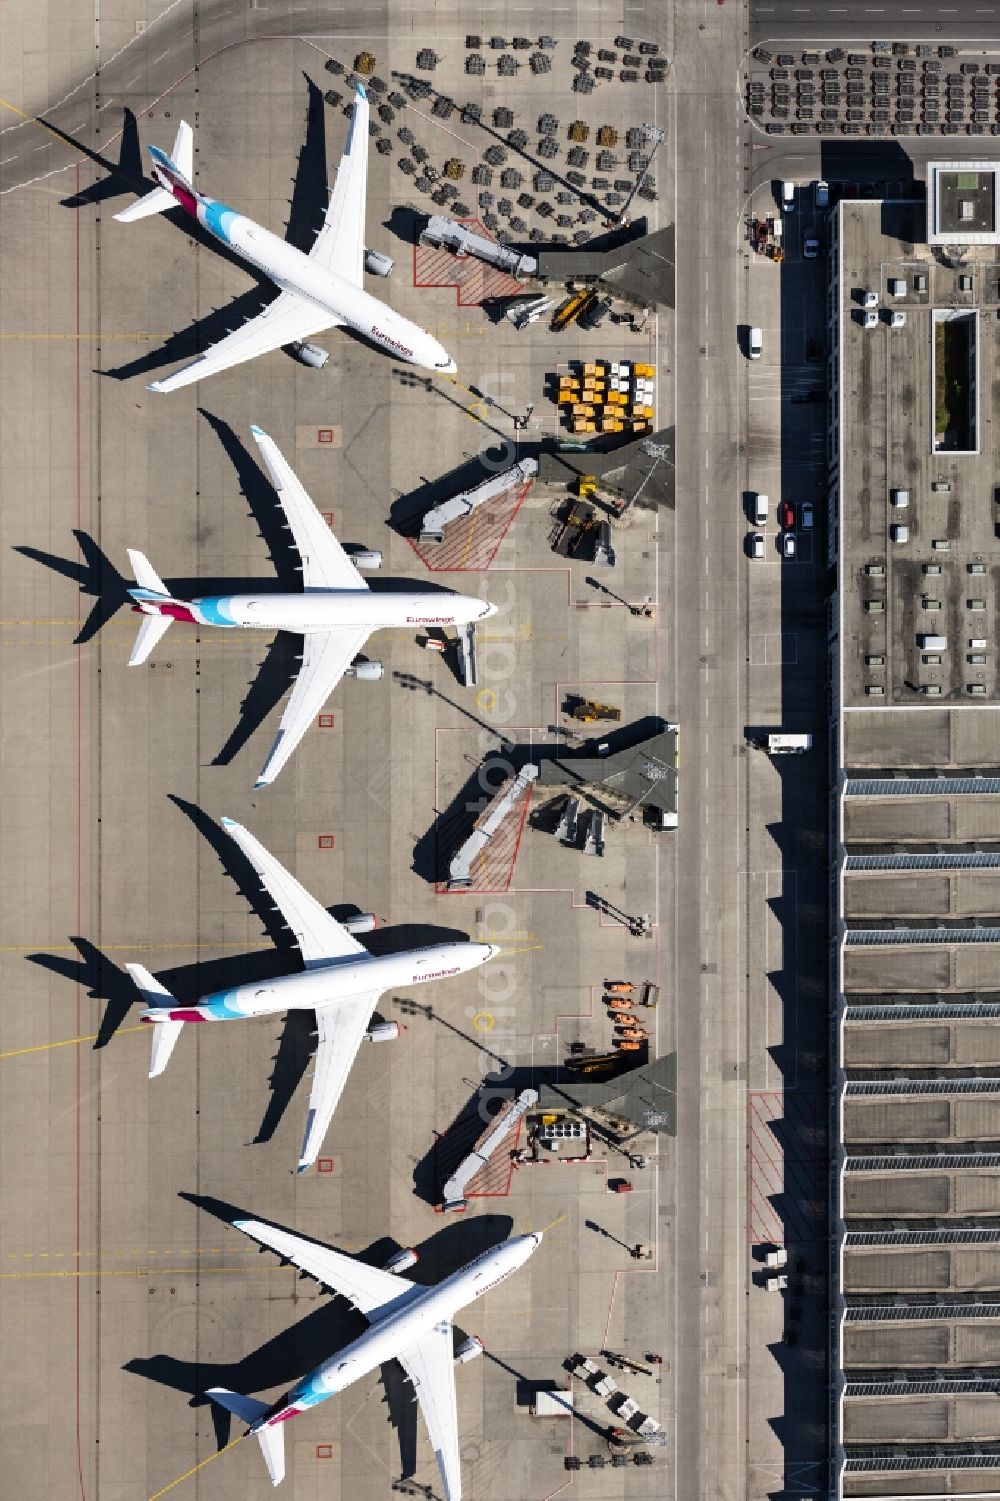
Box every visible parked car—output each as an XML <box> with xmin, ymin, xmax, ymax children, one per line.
<box><xmin>782</xmin><ymin>531</ymin><xmax>797</xmax><ymax>559</ymax></box>
<box><xmin>779</xmin><ymin>499</ymin><xmax>795</xmax><ymax>529</ymax></box>
<box><xmin>803</xmin><ymin>232</ymin><xmax>819</xmax><ymax>259</ymax></box>
<box><xmin>800</xmin><ymin>502</ymin><xmax>814</xmax><ymax>530</ymax></box>
<box><xmin>751</xmin><ymin>532</ymin><xmax>765</xmax><ymax>560</ymax></box>
<box><xmin>815</xmin><ymin>179</ymin><xmax>829</xmax><ymax>208</ymax></box>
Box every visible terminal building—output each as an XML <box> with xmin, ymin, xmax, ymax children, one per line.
<box><xmin>829</xmin><ymin>168</ymin><xmax>1000</xmax><ymax>1498</ymax></box>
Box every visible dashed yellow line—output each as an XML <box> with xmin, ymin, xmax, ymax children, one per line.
<box><xmin>0</xmin><ymin>940</ymin><xmax>259</xmax><ymax>955</ymax></box>
<box><xmin>0</xmin><ymin>94</ymin><xmax>80</xmax><ymax>147</ymax></box>
<box><xmin>0</xmin><ymin>333</ymin><xmax>169</xmax><ymax>341</ymax></box>
<box><xmin>0</xmin><ymin>1263</ymin><xmax>280</xmax><ymax>1281</ymax></box>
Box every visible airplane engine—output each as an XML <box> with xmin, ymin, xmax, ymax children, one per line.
<box><xmin>365</xmin><ymin>1021</ymin><xmax>400</xmax><ymax>1043</ymax></box>
<box><xmin>384</xmin><ymin>1247</ymin><xmax>419</xmax><ymax>1274</ymax></box>
<box><xmin>364</xmin><ymin>248</ymin><xmax>395</xmax><ymax>277</ymax></box>
<box><xmin>347</xmin><ymin>660</ymin><xmax>384</xmax><ymax>680</ymax></box>
<box><xmin>345</xmin><ymin>548</ymin><xmax>383</xmax><ymax>570</ymax></box>
<box><xmin>290</xmin><ymin>341</ymin><xmax>330</xmax><ymax>369</ymax></box>
<box><xmin>454</xmin><ymin>1336</ymin><xmax>485</xmax><ymax>1365</ymax></box>
<box><xmin>341</xmin><ymin>911</ymin><xmax>377</xmax><ymax>934</ymax></box>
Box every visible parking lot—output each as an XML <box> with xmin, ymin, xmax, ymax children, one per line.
<box><xmin>745</xmin><ymin>40</ymin><xmax>1000</xmax><ymax>138</ymax></box>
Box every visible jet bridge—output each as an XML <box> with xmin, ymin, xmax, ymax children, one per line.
<box><xmin>420</xmin><ymin>214</ymin><xmax>539</xmax><ymax>279</ymax></box>
<box><xmin>447</xmin><ymin>764</ymin><xmax>538</xmax><ymax>890</ymax></box>
<box><xmin>420</xmin><ymin>458</ymin><xmax>539</xmax><ymax>544</ymax></box>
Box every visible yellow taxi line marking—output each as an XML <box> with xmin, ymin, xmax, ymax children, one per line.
<box><xmin>0</xmin><ymin>1025</ymin><xmax>146</xmax><ymax>1060</ymax></box>
<box><xmin>147</xmin><ymin>1435</ymin><xmax>245</xmax><ymax>1501</ymax></box>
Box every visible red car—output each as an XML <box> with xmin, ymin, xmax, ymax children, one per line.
<box><xmin>779</xmin><ymin>500</ymin><xmax>796</xmax><ymax>529</ymax></box>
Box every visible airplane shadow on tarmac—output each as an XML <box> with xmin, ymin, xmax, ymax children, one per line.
<box><xmin>126</xmin><ymin>1194</ymin><xmax>514</xmax><ymax>1481</ymax></box>
<box><xmin>26</xmin><ymin>797</ymin><xmax>474</xmax><ymax>1146</ymax></box>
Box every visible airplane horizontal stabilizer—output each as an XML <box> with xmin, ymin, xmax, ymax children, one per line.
<box><xmin>113</xmin><ymin>186</ymin><xmax>175</xmax><ymax>223</ymax></box>
<box><xmin>207</xmin><ymin>1389</ymin><xmax>285</xmax><ymax>1486</ymax></box>
<box><xmin>125</xmin><ymin>963</ymin><xmax>183</xmax><ymax>1077</ymax></box>
<box><xmin>128</xmin><ymin>613</ymin><xmax>172</xmax><ymax>667</ymax></box>
<box><xmin>127</xmin><ymin>549</ymin><xmax>169</xmax><ymax>597</ymax></box>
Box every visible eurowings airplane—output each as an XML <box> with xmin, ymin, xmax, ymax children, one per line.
<box><xmin>126</xmin><ymin>424</ymin><xmax>496</xmax><ymax>787</ymax></box>
<box><xmin>126</xmin><ymin>815</ymin><xmax>497</xmax><ymax>1172</ymax></box>
<box><xmin>113</xmin><ymin>85</ymin><xmax>457</xmax><ymax>388</ymax></box>
<box><xmin>207</xmin><ymin>1216</ymin><xmax>541</xmax><ymax>1497</ymax></box>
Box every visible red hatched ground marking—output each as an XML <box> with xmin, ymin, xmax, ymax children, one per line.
<box><xmin>413</xmin><ymin>218</ymin><xmax>525</xmax><ymax>304</ymax></box>
<box><xmin>406</xmin><ymin>478</ymin><xmax>533</xmax><ymax>572</ymax></box>
<box><xmin>435</xmin><ymin>780</ymin><xmax>533</xmax><ymax>895</ymax></box>
<box><xmin>433</xmin><ymin>1110</ymin><xmax>526</xmax><ymax>1200</ymax></box>
<box><xmin>747</xmin><ymin>1091</ymin><xmax>822</xmax><ymax>1247</ymax></box>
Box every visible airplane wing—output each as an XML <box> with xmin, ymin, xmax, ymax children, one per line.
<box><xmin>230</xmin><ymin>1216</ymin><xmax>418</xmax><ymax>1318</ymax></box>
<box><xmin>219</xmin><ymin>816</ymin><xmax>366</xmax><ymax>965</ymax></box>
<box><xmin>309</xmin><ymin>85</ymin><xmax>369</xmax><ymax>287</ymax></box>
<box><xmin>398</xmin><ymin>1322</ymin><xmax>463</xmax><ymax>1501</ymax></box>
<box><xmin>254</xmin><ymin>626</ymin><xmax>370</xmax><ymax>788</ymax></box>
<box><xmin>249</xmin><ymin>425</ymin><xmax>368</xmax><ymax>590</ymax></box>
<box><xmin>297</xmin><ymin>993</ymin><xmax>382</xmax><ymax>1172</ymax></box>
<box><xmin>146</xmin><ymin>290</ymin><xmax>342</xmax><ymax>394</ymax></box>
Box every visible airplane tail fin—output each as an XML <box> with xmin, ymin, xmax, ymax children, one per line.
<box><xmin>125</xmin><ymin>963</ymin><xmax>183</xmax><ymax>1077</ymax></box>
<box><xmin>114</xmin><ymin>121</ymin><xmax>193</xmax><ymax>221</ymax></box>
<box><xmin>126</xmin><ymin>550</ymin><xmax>175</xmax><ymax>665</ymax></box>
<box><xmin>207</xmin><ymin>1390</ymin><xmax>285</xmax><ymax>1486</ymax></box>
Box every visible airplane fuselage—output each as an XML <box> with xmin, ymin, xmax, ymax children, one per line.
<box><xmin>259</xmin><ymin>1235</ymin><xmax>540</xmax><ymax>1426</ymax></box>
<box><xmin>149</xmin><ymin>155</ymin><xmax>456</xmax><ymax>374</ymax></box>
<box><xmin>141</xmin><ymin>940</ymin><xmax>494</xmax><ymax>1025</ymax></box>
<box><xmin>131</xmin><ymin>590</ymin><xmax>494</xmax><ymax>633</ymax></box>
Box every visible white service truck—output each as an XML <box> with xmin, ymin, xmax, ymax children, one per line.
<box><xmin>766</xmin><ymin>733</ymin><xmax>812</xmax><ymax>754</ymax></box>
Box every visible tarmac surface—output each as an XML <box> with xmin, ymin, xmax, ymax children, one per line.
<box><xmin>751</xmin><ymin>0</ymin><xmax>1000</xmax><ymax>46</ymax></box>
<box><xmin>0</xmin><ymin>4</ymin><xmax>676</xmax><ymax>1501</ymax></box>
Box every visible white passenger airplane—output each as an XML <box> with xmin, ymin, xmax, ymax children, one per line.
<box><xmin>126</xmin><ymin>424</ymin><xmax>495</xmax><ymax>787</ymax></box>
<box><xmin>126</xmin><ymin>815</ymin><xmax>497</xmax><ymax>1172</ymax></box>
<box><xmin>114</xmin><ymin>84</ymin><xmax>457</xmax><ymax>387</ymax></box>
<box><xmin>208</xmin><ymin>1216</ymin><xmax>541</xmax><ymax>1497</ymax></box>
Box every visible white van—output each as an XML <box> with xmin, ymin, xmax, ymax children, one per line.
<box><xmin>754</xmin><ymin>492</ymin><xmax>769</xmax><ymax>525</ymax></box>
<box><xmin>782</xmin><ymin>180</ymin><xmax>795</xmax><ymax>211</ymax></box>
<box><xmin>749</xmin><ymin>326</ymin><xmax>763</xmax><ymax>359</ymax></box>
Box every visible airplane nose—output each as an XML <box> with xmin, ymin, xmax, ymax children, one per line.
<box><xmin>481</xmin><ymin>943</ymin><xmax>498</xmax><ymax>962</ymax></box>
<box><xmin>479</xmin><ymin>601</ymin><xmax>498</xmax><ymax>619</ymax></box>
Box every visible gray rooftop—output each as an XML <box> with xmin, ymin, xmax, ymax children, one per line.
<box><xmin>835</xmin><ymin>201</ymin><xmax>1000</xmax><ymax>712</ymax></box>
<box><xmin>534</xmin><ymin>722</ymin><xmax>678</xmax><ymax>817</ymax></box>
<box><xmin>928</xmin><ymin>162</ymin><xmax>1000</xmax><ymax>244</ymax></box>
<box><xmin>538</xmin><ymin>1051</ymin><xmax>676</xmax><ymax>1135</ymax></box>
<box><xmin>535</xmin><ymin>223</ymin><xmax>674</xmax><ymax>307</ymax></box>
<box><xmin>937</xmin><ymin>170</ymin><xmax>997</xmax><ymax>236</ymax></box>
<box><xmin>845</xmin><ymin>1168</ymin><xmax>1000</xmax><ymax>1220</ymax></box>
